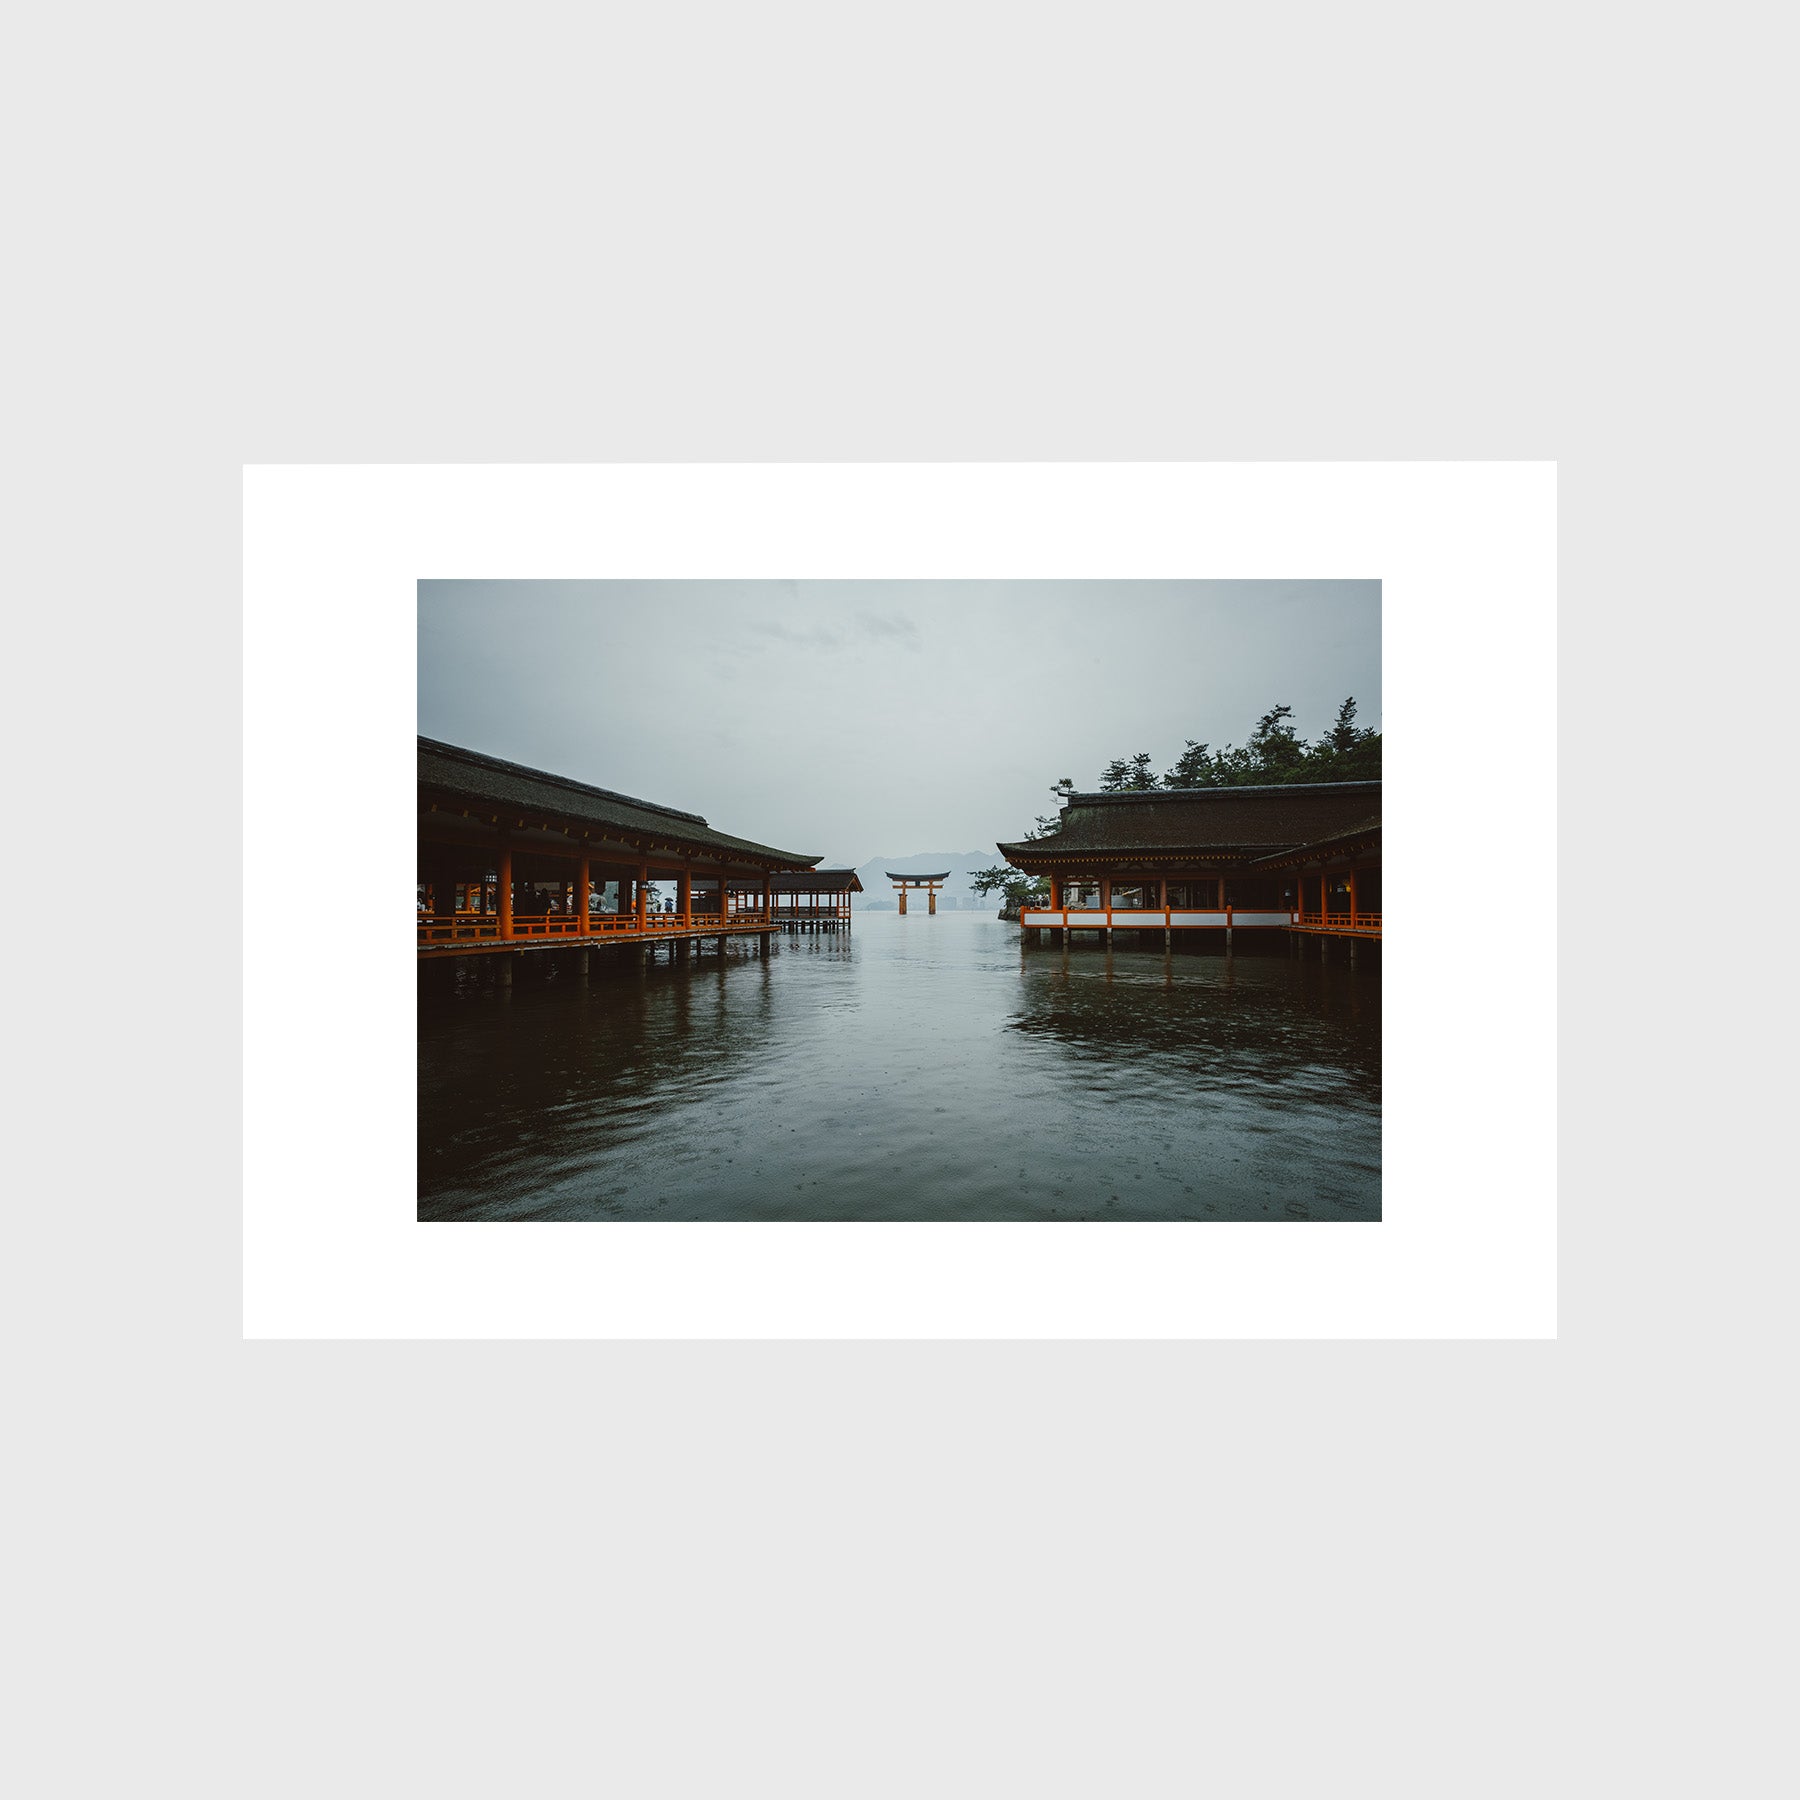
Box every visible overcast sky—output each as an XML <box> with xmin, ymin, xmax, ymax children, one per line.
<box><xmin>418</xmin><ymin>580</ymin><xmax>1380</xmax><ymax>866</ymax></box>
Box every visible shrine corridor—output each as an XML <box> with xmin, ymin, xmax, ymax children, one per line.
<box><xmin>418</xmin><ymin>912</ymin><xmax>1381</xmax><ymax>1221</ymax></box>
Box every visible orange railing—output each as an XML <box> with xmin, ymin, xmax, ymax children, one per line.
<box><xmin>420</xmin><ymin>904</ymin><xmax>786</xmax><ymax>948</ymax></box>
<box><xmin>584</xmin><ymin>911</ymin><xmax>640</xmax><ymax>935</ymax></box>
<box><xmin>1292</xmin><ymin>909</ymin><xmax>1381</xmax><ymax>934</ymax></box>
<box><xmin>1032</xmin><ymin>906</ymin><xmax>1224</xmax><ymax>924</ymax></box>
<box><xmin>1023</xmin><ymin>904</ymin><xmax>1381</xmax><ymax>936</ymax></box>
<box><xmin>419</xmin><ymin>907</ymin><xmax>779</xmax><ymax>947</ymax></box>
<box><xmin>417</xmin><ymin>911</ymin><xmax>502</xmax><ymax>943</ymax></box>
<box><xmin>507</xmin><ymin>913</ymin><xmax>583</xmax><ymax>939</ymax></box>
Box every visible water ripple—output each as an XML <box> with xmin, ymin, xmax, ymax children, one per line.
<box><xmin>419</xmin><ymin>918</ymin><xmax>1380</xmax><ymax>1220</ymax></box>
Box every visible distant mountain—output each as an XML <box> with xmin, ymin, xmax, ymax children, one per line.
<box><xmin>849</xmin><ymin>851</ymin><xmax>998</xmax><ymax>911</ymax></box>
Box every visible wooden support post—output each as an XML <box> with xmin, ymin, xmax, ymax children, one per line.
<box><xmin>498</xmin><ymin>845</ymin><xmax>514</xmax><ymax>940</ymax></box>
<box><xmin>637</xmin><ymin>860</ymin><xmax>649</xmax><ymax>931</ymax></box>
<box><xmin>577</xmin><ymin>857</ymin><xmax>591</xmax><ymax>936</ymax></box>
<box><xmin>679</xmin><ymin>863</ymin><xmax>691</xmax><ymax>928</ymax></box>
<box><xmin>898</xmin><ymin>885</ymin><xmax>907</xmax><ymax>915</ymax></box>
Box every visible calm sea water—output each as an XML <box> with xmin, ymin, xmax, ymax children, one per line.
<box><xmin>417</xmin><ymin>914</ymin><xmax>1375</xmax><ymax>1224</ymax></box>
<box><xmin>418</xmin><ymin>913</ymin><xmax>1380</xmax><ymax>1221</ymax></box>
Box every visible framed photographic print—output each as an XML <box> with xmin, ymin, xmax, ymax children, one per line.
<box><xmin>244</xmin><ymin>463</ymin><xmax>1555</xmax><ymax>1337</ymax></box>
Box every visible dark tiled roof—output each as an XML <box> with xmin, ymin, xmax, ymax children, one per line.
<box><xmin>1246</xmin><ymin>820</ymin><xmax>1382</xmax><ymax>869</ymax></box>
<box><xmin>770</xmin><ymin>869</ymin><xmax>865</xmax><ymax>892</ymax></box>
<box><xmin>418</xmin><ymin>737</ymin><xmax>821</xmax><ymax>868</ymax></box>
<box><xmin>885</xmin><ymin>871</ymin><xmax>951</xmax><ymax>882</ymax></box>
<box><xmin>998</xmin><ymin>782</ymin><xmax>1381</xmax><ymax>862</ymax></box>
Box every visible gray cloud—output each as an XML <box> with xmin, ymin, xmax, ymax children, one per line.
<box><xmin>419</xmin><ymin>580</ymin><xmax>1380</xmax><ymax>866</ymax></box>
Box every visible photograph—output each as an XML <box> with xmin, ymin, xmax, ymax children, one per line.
<box><xmin>417</xmin><ymin>578</ymin><xmax>1381</xmax><ymax>1221</ymax></box>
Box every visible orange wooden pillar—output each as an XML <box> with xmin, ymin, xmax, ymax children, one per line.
<box><xmin>679</xmin><ymin>863</ymin><xmax>692</xmax><ymax>927</ymax></box>
<box><xmin>498</xmin><ymin>845</ymin><xmax>514</xmax><ymax>940</ymax></box>
<box><xmin>1349</xmin><ymin>864</ymin><xmax>1359</xmax><ymax>927</ymax></box>
<box><xmin>928</xmin><ymin>884</ymin><xmax>937</xmax><ymax>915</ymax></box>
<box><xmin>577</xmin><ymin>857</ymin><xmax>591</xmax><ymax>936</ymax></box>
<box><xmin>897</xmin><ymin>884</ymin><xmax>907</xmax><ymax>915</ymax></box>
<box><xmin>637</xmin><ymin>860</ymin><xmax>649</xmax><ymax>931</ymax></box>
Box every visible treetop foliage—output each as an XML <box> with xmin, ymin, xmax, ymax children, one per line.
<box><xmin>970</xmin><ymin>701</ymin><xmax>1379</xmax><ymax>906</ymax></box>
<box><xmin>1099</xmin><ymin>698</ymin><xmax>1380</xmax><ymax>794</ymax></box>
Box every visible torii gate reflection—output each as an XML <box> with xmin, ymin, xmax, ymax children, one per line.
<box><xmin>887</xmin><ymin>871</ymin><xmax>950</xmax><ymax>915</ymax></box>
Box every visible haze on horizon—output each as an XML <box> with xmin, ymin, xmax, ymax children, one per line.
<box><xmin>418</xmin><ymin>580</ymin><xmax>1381</xmax><ymax>867</ymax></box>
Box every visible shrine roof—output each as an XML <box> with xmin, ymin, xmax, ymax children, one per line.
<box><xmin>418</xmin><ymin>737</ymin><xmax>821</xmax><ymax>868</ymax></box>
<box><xmin>1245</xmin><ymin>820</ymin><xmax>1383</xmax><ymax>869</ymax></box>
<box><xmin>771</xmin><ymin>869</ymin><xmax>865</xmax><ymax>892</ymax></box>
<box><xmin>998</xmin><ymin>782</ymin><xmax>1380</xmax><ymax>862</ymax></box>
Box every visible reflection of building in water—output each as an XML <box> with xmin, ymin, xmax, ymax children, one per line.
<box><xmin>769</xmin><ymin>868</ymin><xmax>863</xmax><ymax>933</ymax></box>
<box><xmin>1000</xmin><ymin>782</ymin><xmax>1380</xmax><ymax>957</ymax></box>
<box><xmin>416</xmin><ymin>737</ymin><xmax>823</xmax><ymax>971</ymax></box>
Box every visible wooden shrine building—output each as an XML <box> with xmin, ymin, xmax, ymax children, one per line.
<box><xmin>418</xmin><ymin>737</ymin><xmax>823</xmax><ymax>970</ymax></box>
<box><xmin>1250</xmin><ymin>817</ymin><xmax>1382</xmax><ymax>942</ymax></box>
<box><xmin>888</xmin><ymin>871</ymin><xmax>950</xmax><ymax>915</ymax></box>
<box><xmin>999</xmin><ymin>782</ymin><xmax>1381</xmax><ymax>952</ymax></box>
<box><xmin>769</xmin><ymin>869</ymin><xmax>862</xmax><ymax>932</ymax></box>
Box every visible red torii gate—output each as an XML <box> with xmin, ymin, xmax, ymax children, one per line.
<box><xmin>887</xmin><ymin>871</ymin><xmax>949</xmax><ymax>915</ymax></box>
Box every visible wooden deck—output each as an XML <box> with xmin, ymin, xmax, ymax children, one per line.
<box><xmin>1018</xmin><ymin>906</ymin><xmax>1381</xmax><ymax>940</ymax></box>
<box><xmin>418</xmin><ymin>911</ymin><xmax>778</xmax><ymax>959</ymax></box>
<box><xmin>1287</xmin><ymin>910</ymin><xmax>1382</xmax><ymax>939</ymax></box>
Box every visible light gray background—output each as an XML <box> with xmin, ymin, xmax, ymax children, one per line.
<box><xmin>13</xmin><ymin>4</ymin><xmax>1787</xmax><ymax>1799</ymax></box>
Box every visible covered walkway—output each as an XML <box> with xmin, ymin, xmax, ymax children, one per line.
<box><xmin>417</xmin><ymin>738</ymin><xmax>823</xmax><ymax>962</ymax></box>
